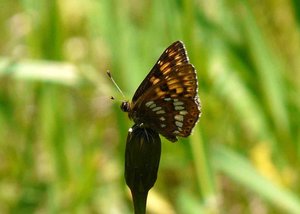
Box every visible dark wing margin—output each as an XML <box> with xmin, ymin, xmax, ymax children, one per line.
<box><xmin>132</xmin><ymin>41</ymin><xmax>189</xmax><ymax>102</ymax></box>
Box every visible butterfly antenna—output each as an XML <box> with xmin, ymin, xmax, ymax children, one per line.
<box><xmin>107</xmin><ymin>70</ymin><xmax>126</xmax><ymax>99</ymax></box>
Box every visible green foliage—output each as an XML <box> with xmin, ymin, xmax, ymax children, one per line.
<box><xmin>0</xmin><ymin>0</ymin><xmax>300</xmax><ymax>213</ymax></box>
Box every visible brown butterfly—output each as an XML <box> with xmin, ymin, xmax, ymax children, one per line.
<box><xmin>121</xmin><ymin>41</ymin><xmax>201</xmax><ymax>142</ymax></box>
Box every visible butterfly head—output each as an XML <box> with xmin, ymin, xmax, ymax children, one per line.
<box><xmin>121</xmin><ymin>101</ymin><xmax>131</xmax><ymax>112</ymax></box>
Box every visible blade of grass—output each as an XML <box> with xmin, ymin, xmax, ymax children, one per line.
<box><xmin>213</xmin><ymin>144</ymin><xmax>300</xmax><ymax>214</ymax></box>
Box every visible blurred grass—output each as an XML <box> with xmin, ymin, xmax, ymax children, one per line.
<box><xmin>0</xmin><ymin>0</ymin><xmax>300</xmax><ymax>213</ymax></box>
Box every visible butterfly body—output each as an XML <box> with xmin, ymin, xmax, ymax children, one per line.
<box><xmin>121</xmin><ymin>41</ymin><xmax>201</xmax><ymax>142</ymax></box>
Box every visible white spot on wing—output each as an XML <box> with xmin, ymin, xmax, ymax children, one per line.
<box><xmin>149</xmin><ymin>103</ymin><xmax>156</xmax><ymax>109</ymax></box>
<box><xmin>145</xmin><ymin>101</ymin><xmax>154</xmax><ymax>107</ymax></box>
<box><xmin>180</xmin><ymin>110</ymin><xmax>188</xmax><ymax>115</ymax></box>
<box><xmin>175</xmin><ymin>106</ymin><xmax>185</xmax><ymax>110</ymax></box>
<box><xmin>174</xmin><ymin>101</ymin><xmax>184</xmax><ymax>106</ymax></box>
<box><xmin>152</xmin><ymin>106</ymin><xmax>162</xmax><ymax>112</ymax></box>
<box><xmin>161</xmin><ymin>124</ymin><xmax>166</xmax><ymax>128</ymax></box>
<box><xmin>156</xmin><ymin>110</ymin><xmax>166</xmax><ymax>114</ymax></box>
<box><xmin>175</xmin><ymin>121</ymin><xmax>183</xmax><ymax>128</ymax></box>
<box><xmin>160</xmin><ymin>117</ymin><xmax>165</xmax><ymax>121</ymax></box>
<box><xmin>175</xmin><ymin>115</ymin><xmax>184</xmax><ymax>121</ymax></box>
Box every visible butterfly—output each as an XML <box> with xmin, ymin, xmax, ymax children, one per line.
<box><xmin>121</xmin><ymin>41</ymin><xmax>201</xmax><ymax>142</ymax></box>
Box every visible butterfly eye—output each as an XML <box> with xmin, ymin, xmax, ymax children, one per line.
<box><xmin>121</xmin><ymin>101</ymin><xmax>131</xmax><ymax>112</ymax></box>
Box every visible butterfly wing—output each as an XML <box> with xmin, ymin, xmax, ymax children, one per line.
<box><xmin>145</xmin><ymin>96</ymin><xmax>200</xmax><ymax>142</ymax></box>
<box><xmin>131</xmin><ymin>62</ymin><xmax>201</xmax><ymax>142</ymax></box>
<box><xmin>132</xmin><ymin>41</ymin><xmax>189</xmax><ymax>103</ymax></box>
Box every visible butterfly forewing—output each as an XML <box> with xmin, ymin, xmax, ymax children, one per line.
<box><xmin>132</xmin><ymin>41</ymin><xmax>189</xmax><ymax>102</ymax></box>
<box><xmin>124</xmin><ymin>41</ymin><xmax>201</xmax><ymax>142</ymax></box>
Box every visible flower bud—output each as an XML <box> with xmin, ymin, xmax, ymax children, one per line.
<box><xmin>125</xmin><ymin>124</ymin><xmax>161</xmax><ymax>193</ymax></box>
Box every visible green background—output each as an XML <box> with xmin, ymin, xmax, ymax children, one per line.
<box><xmin>1</xmin><ymin>0</ymin><xmax>300</xmax><ymax>213</ymax></box>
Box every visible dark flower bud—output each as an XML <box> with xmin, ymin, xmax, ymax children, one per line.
<box><xmin>125</xmin><ymin>124</ymin><xmax>161</xmax><ymax>213</ymax></box>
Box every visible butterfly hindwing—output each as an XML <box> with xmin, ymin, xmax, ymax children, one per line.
<box><xmin>134</xmin><ymin>96</ymin><xmax>200</xmax><ymax>142</ymax></box>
